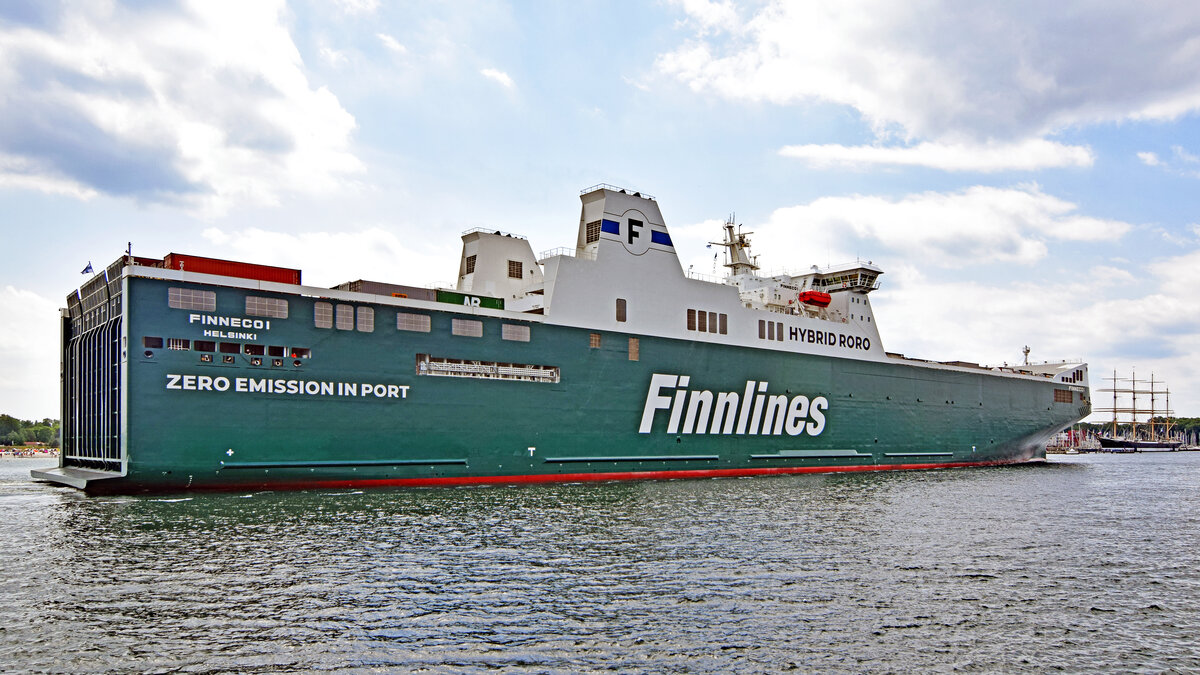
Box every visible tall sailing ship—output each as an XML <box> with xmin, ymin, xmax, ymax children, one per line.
<box><xmin>1096</xmin><ymin>370</ymin><xmax>1181</xmax><ymax>450</ymax></box>
<box><xmin>35</xmin><ymin>185</ymin><xmax>1091</xmax><ymax>493</ymax></box>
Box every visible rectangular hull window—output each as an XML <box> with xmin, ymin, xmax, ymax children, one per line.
<box><xmin>246</xmin><ymin>296</ymin><xmax>288</xmax><ymax>318</ymax></box>
<box><xmin>356</xmin><ymin>306</ymin><xmax>374</xmax><ymax>332</ymax></box>
<box><xmin>502</xmin><ymin>324</ymin><xmax>530</xmax><ymax>342</ymax></box>
<box><xmin>452</xmin><ymin>318</ymin><xmax>483</xmax><ymax>337</ymax></box>
<box><xmin>168</xmin><ymin>287</ymin><xmax>216</xmax><ymax>311</ymax></box>
<box><xmin>335</xmin><ymin>304</ymin><xmax>353</xmax><ymax>330</ymax></box>
<box><xmin>314</xmin><ymin>302</ymin><xmax>333</xmax><ymax>328</ymax></box>
<box><xmin>397</xmin><ymin>313</ymin><xmax>431</xmax><ymax>332</ymax></box>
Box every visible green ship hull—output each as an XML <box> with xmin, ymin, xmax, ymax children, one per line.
<box><xmin>35</xmin><ymin>186</ymin><xmax>1091</xmax><ymax>493</ymax></box>
<box><xmin>36</xmin><ymin>275</ymin><xmax>1088</xmax><ymax>493</ymax></box>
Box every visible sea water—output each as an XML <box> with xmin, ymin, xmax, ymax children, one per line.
<box><xmin>2</xmin><ymin>453</ymin><xmax>1198</xmax><ymax>673</ymax></box>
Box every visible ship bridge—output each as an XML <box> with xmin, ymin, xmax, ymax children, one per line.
<box><xmin>809</xmin><ymin>261</ymin><xmax>883</xmax><ymax>294</ymax></box>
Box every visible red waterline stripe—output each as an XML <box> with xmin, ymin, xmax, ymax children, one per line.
<box><xmin>198</xmin><ymin>459</ymin><xmax>1040</xmax><ymax>493</ymax></box>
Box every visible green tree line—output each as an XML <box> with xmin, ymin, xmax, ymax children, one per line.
<box><xmin>0</xmin><ymin>414</ymin><xmax>60</xmax><ymax>447</ymax></box>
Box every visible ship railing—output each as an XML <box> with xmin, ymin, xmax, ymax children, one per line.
<box><xmin>420</xmin><ymin>358</ymin><xmax>559</xmax><ymax>383</ymax></box>
<box><xmin>461</xmin><ymin>227</ymin><xmax>528</xmax><ymax>240</ymax></box>
<box><xmin>579</xmin><ymin>183</ymin><xmax>655</xmax><ymax>200</ymax></box>
<box><xmin>685</xmin><ymin>270</ymin><xmax>726</xmax><ymax>284</ymax></box>
<box><xmin>538</xmin><ymin>247</ymin><xmax>597</xmax><ymax>262</ymax></box>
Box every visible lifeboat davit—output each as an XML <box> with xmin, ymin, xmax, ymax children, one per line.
<box><xmin>798</xmin><ymin>290</ymin><xmax>832</xmax><ymax>307</ymax></box>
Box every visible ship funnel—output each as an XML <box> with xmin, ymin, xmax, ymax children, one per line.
<box><xmin>574</xmin><ymin>184</ymin><xmax>680</xmax><ymax>274</ymax></box>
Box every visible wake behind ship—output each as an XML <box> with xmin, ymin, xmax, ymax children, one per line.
<box><xmin>35</xmin><ymin>185</ymin><xmax>1091</xmax><ymax>493</ymax></box>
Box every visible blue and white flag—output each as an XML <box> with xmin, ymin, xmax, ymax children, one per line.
<box><xmin>81</xmin><ymin>262</ymin><xmax>93</xmax><ymax>275</ymax></box>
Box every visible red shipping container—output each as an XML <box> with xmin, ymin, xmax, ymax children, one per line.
<box><xmin>161</xmin><ymin>253</ymin><xmax>302</xmax><ymax>285</ymax></box>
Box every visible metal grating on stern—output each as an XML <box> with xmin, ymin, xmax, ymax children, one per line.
<box><xmin>61</xmin><ymin>262</ymin><xmax>125</xmax><ymax>473</ymax></box>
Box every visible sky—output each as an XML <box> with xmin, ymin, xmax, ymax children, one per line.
<box><xmin>2</xmin><ymin>0</ymin><xmax>1200</xmax><ymax>422</ymax></box>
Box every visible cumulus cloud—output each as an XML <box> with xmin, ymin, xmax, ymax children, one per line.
<box><xmin>377</xmin><ymin>33</ymin><xmax>407</xmax><ymax>55</ymax></box>
<box><xmin>1174</xmin><ymin>146</ymin><xmax>1200</xmax><ymax>164</ymax></box>
<box><xmin>481</xmin><ymin>67</ymin><xmax>515</xmax><ymax>89</ymax></box>
<box><xmin>667</xmin><ymin>194</ymin><xmax>1200</xmax><ymax>416</ymax></box>
<box><xmin>780</xmin><ymin>139</ymin><xmax>1095</xmax><ymax>172</ymax></box>
<box><xmin>333</xmin><ymin>0</ymin><xmax>380</xmax><ymax>15</ymax></box>
<box><xmin>658</xmin><ymin>1</ymin><xmax>1200</xmax><ymax>143</ymax></box>
<box><xmin>0</xmin><ymin>287</ymin><xmax>60</xmax><ymax>420</ymax></box>
<box><xmin>0</xmin><ymin>0</ymin><xmax>363</xmax><ymax>214</ymax></box>
<box><xmin>1139</xmin><ymin>151</ymin><xmax>1164</xmax><ymax>167</ymax></box>
<box><xmin>200</xmin><ymin>226</ymin><xmax>459</xmax><ymax>289</ymax></box>
<box><xmin>872</xmin><ymin>247</ymin><xmax>1200</xmax><ymax>421</ymax></box>
<box><xmin>670</xmin><ymin>0</ymin><xmax>741</xmax><ymax>33</ymax></box>
<box><xmin>747</xmin><ymin>185</ymin><xmax>1131</xmax><ymax>269</ymax></box>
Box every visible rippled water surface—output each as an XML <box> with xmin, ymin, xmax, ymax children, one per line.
<box><xmin>3</xmin><ymin>454</ymin><xmax>1200</xmax><ymax>673</ymax></box>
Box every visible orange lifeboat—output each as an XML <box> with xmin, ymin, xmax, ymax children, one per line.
<box><xmin>798</xmin><ymin>290</ymin><xmax>832</xmax><ymax>307</ymax></box>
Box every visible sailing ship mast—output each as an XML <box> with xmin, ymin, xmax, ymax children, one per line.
<box><xmin>1096</xmin><ymin>368</ymin><xmax>1174</xmax><ymax>441</ymax></box>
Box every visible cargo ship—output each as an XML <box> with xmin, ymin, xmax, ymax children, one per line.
<box><xmin>34</xmin><ymin>185</ymin><xmax>1091</xmax><ymax>493</ymax></box>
